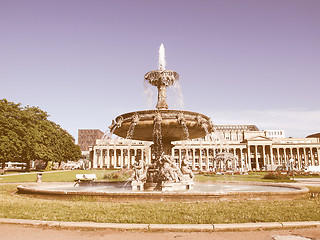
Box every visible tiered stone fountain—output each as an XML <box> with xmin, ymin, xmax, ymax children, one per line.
<box><xmin>108</xmin><ymin>44</ymin><xmax>214</xmax><ymax>191</ymax></box>
<box><xmin>17</xmin><ymin>44</ymin><xmax>309</xmax><ymax>201</ymax></box>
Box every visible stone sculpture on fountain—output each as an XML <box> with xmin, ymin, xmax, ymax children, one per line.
<box><xmin>109</xmin><ymin>44</ymin><xmax>214</xmax><ymax>191</ymax></box>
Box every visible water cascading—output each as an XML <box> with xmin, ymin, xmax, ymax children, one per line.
<box><xmin>126</xmin><ymin>113</ymin><xmax>139</xmax><ymax>139</ymax></box>
<box><xmin>153</xmin><ymin>112</ymin><xmax>164</xmax><ymax>161</ymax></box>
<box><xmin>109</xmin><ymin>44</ymin><xmax>214</xmax><ymax>191</ymax></box>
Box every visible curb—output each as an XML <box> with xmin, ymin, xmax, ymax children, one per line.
<box><xmin>0</xmin><ymin>218</ymin><xmax>320</xmax><ymax>231</ymax></box>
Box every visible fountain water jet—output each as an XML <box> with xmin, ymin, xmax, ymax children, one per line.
<box><xmin>110</xmin><ymin>44</ymin><xmax>214</xmax><ymax>191</ymax></box>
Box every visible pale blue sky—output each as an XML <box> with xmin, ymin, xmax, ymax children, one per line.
<box><xmin>1</xmin><ymin>0</ymin><xmax>319</xmax><ymax>141</ymax></box>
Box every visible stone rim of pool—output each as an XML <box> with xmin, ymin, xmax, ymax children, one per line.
<box><xmin>17</xmin><ymin>181</ymin><xmax>309</xmax><ymax>202</ymax></box>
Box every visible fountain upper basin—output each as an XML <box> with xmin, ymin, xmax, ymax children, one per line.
<box><xmin>112</xmin><ymin>109</ymin><xmax>213</xmax><ymax>142</ymax></box>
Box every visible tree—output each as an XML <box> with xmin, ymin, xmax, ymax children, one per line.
<box><xmin>0</xmin><ymin>99</ymin><xmax>81</xmax><ymax>171</ymax></box>
<box><xmin>0</xmin><ymin>99</ymin><xmax>24</xmax><ymax>168</ymax></box>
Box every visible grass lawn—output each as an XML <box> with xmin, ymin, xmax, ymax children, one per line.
<box><xmin>0</xmin><ymin>184</ymin><xmax>319</xmax><ymax>224</ymax></box>
<box><xmin>0</xmin><ymin>170</ymin><xmax>288</xmax><ymax>183</ymax></box>
<box><xmin>1</xmin><ymin>170</ymin><xmax>319</xmax><ymax>224</ymax></box>
<box><xmin>195</xmin><ymin>172</ymin><xmax>274</xmax><ymax>182</ymax></box>
<box><xmin>1</xmin><ymin>170</ymin><xmax>315</xmax><ymax>183</ymax></box>
<box><xmin>0</xmin><ymin>170</ymin><xmax>114</xmax><ymax>183</ymax></box>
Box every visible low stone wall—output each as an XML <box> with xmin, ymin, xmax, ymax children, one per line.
<box><xmin>17</xmin><ymin>181</ymin><xmax>309</xmax><ymax>202</ymax></box>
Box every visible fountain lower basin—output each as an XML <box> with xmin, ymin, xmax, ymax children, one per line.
<box><xmin>17</xmin><ymin>182</ymin><xmax>308</xmax><ymax>202</ymax></box>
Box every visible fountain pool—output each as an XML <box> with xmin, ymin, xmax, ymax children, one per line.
<box><xmin>17</xmin><ymin>182</ymin><xmax>308</xmax><ymax>202</ymax></box>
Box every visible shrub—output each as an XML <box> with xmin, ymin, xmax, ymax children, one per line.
<box><xmin>263</xmin><ymin>172</ymin><xmax>291</xmax><ymax>181</ymax></box>
<box><xmin>103</xmin><ymin>169</ymin><xmax>133</xmax><ymax>181</ymax></box>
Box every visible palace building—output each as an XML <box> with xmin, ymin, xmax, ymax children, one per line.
<box><xmin>89</xmin><ymin>125</ymin><xmax>320</xmax><ymax>171</ymax></box>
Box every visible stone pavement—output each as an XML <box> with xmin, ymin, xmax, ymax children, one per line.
<box><xmin>1</xmin><ymin>218</ymin><xmax>320</xmax><ymax>231</ymax></box>
<box><xmin>273</xmin><ymin>236</ymin><xmax>312</xmax><ymax>240</ymax></box>
<box><xmin>293</xmin><ymin>178</ymin><xmax>320</xmax><ymax>187</ymax></box>
<box><xmin>0</xmin><ymin>223</ymin><xmax>319</xmax><ymax>240</ymax></box>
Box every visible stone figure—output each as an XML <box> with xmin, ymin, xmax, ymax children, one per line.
<box><xmin>131</xmin><ymin>157</ymin><xmax>147</xmax><ymax>182</ymax></box>
<box><xmin>158</xmin><ymin>154</ymin><xmax>182</xmax><ymax>182</ymax></box>
<box><xmin>181</xmin><ymin>156</ymin><xmax>194</xmax><ymax>179</ymax></box>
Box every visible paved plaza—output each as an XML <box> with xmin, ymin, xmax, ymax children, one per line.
<box><xmin>1</xmin><ymin>223</ymin><xmax>319</xmax><ymax>240</ymax></box>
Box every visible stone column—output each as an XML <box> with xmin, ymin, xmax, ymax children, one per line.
<box><xmin>199</xmin><ymin>148</ymin><xmax>203</xmax><ymax>170</ymax></box>
<box><xmin>297</xmin><ymin>148</ymin><xmax>302</xmax><ymax>170</ymax></box>
<box><xmin>192</xmin><ymin>148</ymin><xmax>196</xmax><ymax>170</ymax></box>
<box><xmin>206</xmin><ymin>148</ymin><xmax>209</xmax><ymax>171</ymax></box>
<box><xmin>303</xmin><ymin>148</ymin><xmax>307</xmax><ymax>167</ymax></box>
<box><xmin>289</xmin><ymin>147</ymin><xmax>292</xmax><ymax>168</ymax></box>
<box><xmin>126</xmin><ymin>149</ymin><xmax>129</xmax><ymax>166</ymax></box>
<box><xmin>310</xmin><ymin>148</ymin><xmax>315</xmax><ymax>166</ymax></box>
<box><xmin>240</xmin><ymin>148</ymin><xmax>243</xmax><ymax>171</ymax></box>
<box><xmin>317</xmin><ymin>148</ymin><xmax>320</xmax><ymax>166</ymax></box>
<box><xmin>133</xmin><ymin>149</ymin><xmax>137</xmax><ymax>165</ymax></box>
<box><xmin>262</xmin><ymin>145</ymin><xmax>266</xmax><ymax>168</ymax></box>
<box><xmin>99</xmin><ymin>150</ymin><xmax>103</xmax><ymax>168</ymax></box>
<box><xmin>270</xmin><ymin>146</ymin><xmax>274</xmax><ymax>170</ymax></box>
<box><xmin>93</xmin><ymin>149</ymin><xmax>98</xmax><ymax>169</ymax></box>
<box><xmin>283</xmin><ymin>148</ymin><xmax>287</xmax><ymax>166</ymax></box>
<box><xmin>148</xmin><ymin>148</ymin><xmax>152</xmax><ymax>165</ymax></box>
<box><xmin>113</xmin><ymin>149</ymin><xmax>117</xmax><ymax>168</ymax></box>
<box><xmin>103</xmin><ymin>149</ymin><xmax>107</xmax><ymax>166</ymax></box>
<box><xmin>179</xmin><ymin>148</ymin><xmax>182</xmax><ymax>168</ymax></box>
<box><xmin>255</xmin><ymin>145</ymin><xmax>260</xmax><ymax>171</ymax></box>
<box><xmin>106</xmin><ymin>149</ymin><xmax>110</xmax><ymax>169</ymax></box>
<box><xmin>247</xmin><ymin>145</ymin><xmax>252</xmax><ymax>171</ymax></box>
<box><xmin>119</xmin><ymin>149</ymin><xmax>123</xmax><ymax>168</ymax></box>
<box><xmin>142</xmin><ymin>149</ymin><xmax>144</xmax><ymax>162</ymax></box>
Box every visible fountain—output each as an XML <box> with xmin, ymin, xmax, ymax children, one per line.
<box><xmin>17</xmin><ymin>44</ymin><xmax>309</xmax><ymax>201</ymax></box>
<box><xmin>108</xmin><ymin>44</ymin><xmax>214</xmax><ymax>191</ymax></box>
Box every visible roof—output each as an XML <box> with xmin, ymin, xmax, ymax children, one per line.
<box><xmin>214</xmin><ymin>125</ymin><xmax>259</xmax><ymax>131</ymax></box>
<box><xmin>307</xmin><ymin>133</ymin><xmax>320</xmax><ymax>138</ymax></box>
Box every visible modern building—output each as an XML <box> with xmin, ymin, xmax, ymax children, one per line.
<box><xmin>78</xmin><ymin>129</ymin><xmax>104</xmax><ymax>153</ymax></box>
<box><xmin>90</xmin><ymin>125</ymin><xmax>320</xmax><ymax>171</ymax></box>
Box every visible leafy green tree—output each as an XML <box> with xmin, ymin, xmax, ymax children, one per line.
<box><xmin>0</xmin><ymin>99</ymin><xmax>81</xmax><ymax>171</ymax></box>
<box><xmin>0</xmin><ymin>100</ymin><xmax>24</xmax><ymax>168</ymax></box>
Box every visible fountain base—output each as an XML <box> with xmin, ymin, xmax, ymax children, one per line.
<box><xmin>143</xmin><ymin>176</ymin><xmax>194</xmax><ymax>192</ymax></box>
<box><xmin>17</xmin><ymin>182</ymin><xmax>309</xmax><ymax>202</ymax></box>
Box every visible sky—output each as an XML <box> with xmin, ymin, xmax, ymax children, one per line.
<box><xmin>1</xmin><ymin>0</ymin><xmax>319</xmax><ymax>142</ymax></box>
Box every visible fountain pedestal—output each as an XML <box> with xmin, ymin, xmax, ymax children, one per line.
<box><xmin>109</xmin><ymin>44</ymin><xmax>213</xmax><ymax>191</ymax></box>
<box><xmin>131</xmin><ymin>180</ymin><xmax>144</xmax><ymax>191</ymax></box>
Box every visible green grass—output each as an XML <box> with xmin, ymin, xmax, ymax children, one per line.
<box><xmin>0</xmin><ymin>170</ymin><xmax>319</xmax><ymax>224</ymax></box>
<box><xmin>0</xmin><ymin>170</ymin><xmax>114</xmax><ymax>183</ymax></box>
<box><xmin>0</xmin><ymin>171</ymin><xmax>302</xmax><ymax>183</ymax></box>
<box><xmin>0</xmin><ymin>171</ymin><xmax>285</xmax><ymax>183</ymax></box>
<box><xmin>307</xmin><ymin>186</ymin><xmax>320</xmax><ymax>193</ymax></box>
<box><xmin>293</xmin><ymin>174</ymin><xmax>320</xmax><ymax>178</ymax></box>
<box><xmin>195</xmin><ymin>172</ymin><xmax>274</xmax><ymax>182</ymax></box>
<box><xmin>0</xmin><ymin>184</ymin><xmax>319</xmax><ymax>224</ymax></box>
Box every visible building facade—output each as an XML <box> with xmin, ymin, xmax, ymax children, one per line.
<box><xmin>91</xmin><ymin>125</ymin><xmax>320</xmax><ymax>171</ymax></box>
<box><xmin>78</xmin><ymin>129</ymin><xmax>104</xmax><ymax>152</ymax></box>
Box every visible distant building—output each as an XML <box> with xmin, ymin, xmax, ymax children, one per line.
<box><xmin>78</xmin><ymin>129</ymin><xmax>104</xmax><ymax>152</ymax></box>
<box><xmin>307</xmin><ymin>133</ymin><xmax>320</xmax><ymax>139</ymax></box>
<box><xmin>264</xmin><ymin>130</ymin><xmax>285</xmax><ymax>139</ymax></box>
<box><xmin>91</xmin><ymin>124</ymin><xmax>320</xmax><ymax>171</ymax></box>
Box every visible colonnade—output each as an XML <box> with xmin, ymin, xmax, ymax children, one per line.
<box><xmin>172</xmin><ymin>143</ymin><xmax>320</xmax><ymax>171</ymax></box>
<box><xmin>93</xmin><ymin>146</ymin><xmax>151</xmax><ymax>169</ymax></box>
<box><xmin>92</xmin><ymin>141</ymin><xmax>320</xmax><ymax>171</ymax></box>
